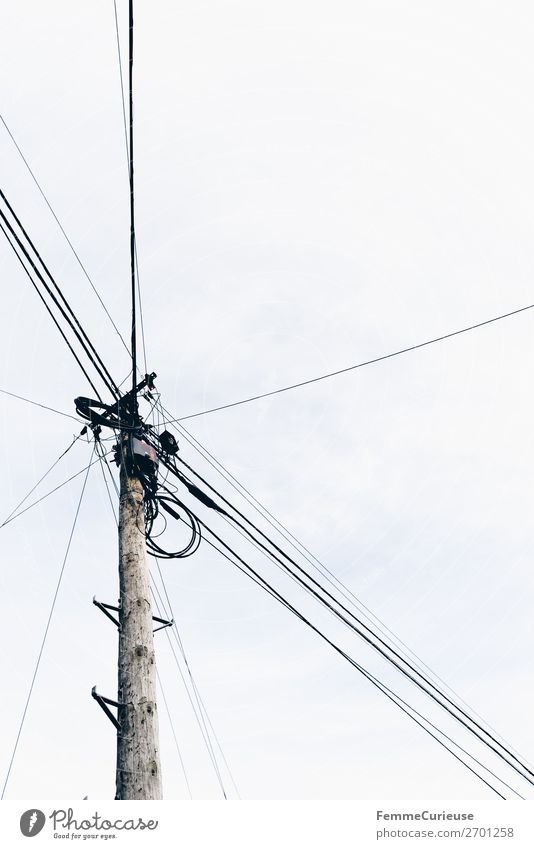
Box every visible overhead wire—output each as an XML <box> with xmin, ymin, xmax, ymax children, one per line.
<box><xmin>153</xmin><ymin>450</ymin><xmax>534</xmax><ymax>787</ymax></box>
<box><xmin>153</xmin><ymin>557</ymin><xmax>240</xmax><ymax>799</ymax></box>
<box><xmin>1</xmin><ymin>444</ymin><xmax>94</xmax><ymax>799</ymax></box>
<box><xmin>0</xmin><ymin>113</ymin><xmax>130</xmax><ymax>356</ymax></box>
<box><xmin>0</xmin><ymin>217</ymin><xmax>104</xmax><ymax>400</ymax></box>
<box><xmin>171</xmin><ymin>458</ymin><xmax>534</xmax><ymax>787</ymax></box>
<box><xmin>128</xmin><ymin>0</ymin><xmax>138</xmax><ymax>408</ymax></box>
<box><xmin>0</xmin><ymin>388</ymin><xmax>83</xmax><ymax>423</ymax></box>
<box><xmin>149</xmin><ymin>577</ymin><xmax>229</xmax><ymax>799</ymax></box>
<box><xmin>1</xmin><ymin>451</ymin><xmax>110</xmax><ymax>529</ymax></box>
<box><xmin>160</xmin><ymin>302</ymin><xmax>534</xmax><ymax>422</ymax></box>
<box><xmin>113</xmin><ymin>0</ymin><xmax>149</xmax><ymax>376</ymax></box>
<box><xmin>198</xmin><ymin>519</ymin><xmax>515</xmax><ymax>800</ymax></box>
<box><xmin>2</xmin><ymin>431</ymin><xmax>85</xmax><ymax>526</ymax></box>
<box><xmin>0</xmin><ymin>188</ymin><xmax>120</xmax><ymax>399</ymax></box>
<box><xmin>95</xmin><ymin>439</ymin><xmax>119</xmax><ymax>525</ymax></box>
<box><xmin>166</xmin><ymin>412</ymin><xmax>533</xmax><ymax>771</ymax></box>
<box><xmin>155</xmin><ymin>667</ymin><xmax>193</xmax><ymax>799</ymax></box>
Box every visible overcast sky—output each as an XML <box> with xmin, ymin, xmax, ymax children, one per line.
<box><xmin>0</xmin><ymin>0</ymin><xmax>533</xmax><ymax>801</ymax></box>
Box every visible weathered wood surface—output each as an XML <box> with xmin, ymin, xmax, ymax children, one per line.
<box><xmin>116</xmin><ymin>464</ymin><xmax>162</xmax><ymax>800</ymax></box>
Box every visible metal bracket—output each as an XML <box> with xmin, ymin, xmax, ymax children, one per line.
<box><xmin>153</xmin><ymin>616</ymin><xmax>174</xmax><ymax>633</ymax></box>
<box><xmin>93</xmin><ymin>597</ymin><xmax>120</xmax><ymax>628</ymax></box>
<box><xmin>91</xmin><ymin>686</ymin><xmax>121</xmax><ymax>730</ymax></box>
<box><xmin>93</xmin><ymin>597</ymin><xmax>173</xmax><ymax>633</ymax></box>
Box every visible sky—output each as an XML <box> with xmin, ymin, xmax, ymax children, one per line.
<box><xmin>0</xmin><ymin>0</ymin><xmax>533</xmax><ymax>801</ymax></box>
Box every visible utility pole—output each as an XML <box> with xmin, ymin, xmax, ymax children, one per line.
<box><xmin>115</xmin><ymin>0</ymin><xmax>163</xmax><ymax>800</ymax></box>
<box><xmin>115</xmin><ymin>437</ymin><xmax>162</xmax><ymax>799</ymax></box>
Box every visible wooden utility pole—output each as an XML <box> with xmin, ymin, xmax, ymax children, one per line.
<box><xmin>116</xmin><ymin>448</ymin><xmax>162</xmax><ymax>800</ymax></box>
<box><xmin>114</xmin><ymin>0</ymin><xmax>162</xmax><ymax>800</ymax></box>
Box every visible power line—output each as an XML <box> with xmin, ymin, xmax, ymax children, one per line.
<box><xmin>2</xmin><ymin>432</ymin><xmax>84</xmax><ymax>526</ymax></box>
<box><xmin>112</xmin><ymin>0</ymin><xmax>148</xmax><ymax>376</ymax></box>
<box><xmin>0</xmin><ymin>388</ymin><xmax>82</xmax><ymax>423</ymax></box>
<box><xmin>1</xmin><ymin>446</ymin><xmax>94</xmax><ymax>799</ymax></box>
<box><xmin>149</xmin><ymin>575</ymin><xmax>229</xmax><ymax>799</ymax></box>
<box><xmin>0</xmin><ymin>188</ymin><xmax>120</xmax><ymax>398</ymax></box>
<box><xmin>169</xmin><ymin>415</ymin><xmax>533</xmax><ymax>772</ymax></box>
<box><xmin>0</xmin><ymin>113</ymin><xmax>130</xmax><ymax>356</ymax></box>
<box><xmin>198</xmin><ymin>521</ymin><xmax>513</xmax><ymax>800</ymax></box>
<box><xmin>128</xmin><ymin>0</ymin><xmax>138</xmax><ymax>410</ymax></box>
<box><xmin>1</xmin><ymin>451</ymin><xmax>109</xmax><ymax>529</ymax></box>
<box><xmin>153</xmin><ymin>558</ymin><xmax>240</xmax><ymax>799</ymax></box>
<box><xmin>161</xmin><ymin>459</ymin><xmax>534</xmax><ymax>786</ymax></box>
<box><xmin>163</xmin><ymin>302</ymin><xmax>534</xmax><ymax>422</ymax></box>
<box><xmin>95</xmin><ymin>440</ymin><xmax>119</xmax><ymax>526</ymax></box>
<box><xmin>155</xmin><ymin>668</ymin><xmax>193</xmax><ymax>799</ymax></box>
<box><xmin>0</xmin><ymin>217</ymin><xmax>104</xmax><ymax>400</ymax></box>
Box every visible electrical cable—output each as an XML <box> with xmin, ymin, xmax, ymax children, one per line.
<box><xmin>149</xmin><ymin>579</ymin><xmax>228</xmax><ymax>799</ymax></box>
<box><xmin>112</xmin><ymin>0</ymin><xmax>148</xmax><ymax>377</ymax></box>
<box><xmin>161</xmin><ymin>302</ymin><xmax>534</xmax><ymax>422</ymax></box>
<box><xmin>0</xmin><ymin>388</ymin><xmax>82</xmax><ymax>422</ymax></box>
<box><xmin>0</xmin><ymin>113</ymin><xmax>130</xmax><ymax>357</ymax></box>
<box><xmin>198</xmin><ymin>520</ymin><xmax>515</xmax><ymax>800</ymax></box>
<box><xmin>0</xmin><ymin>218</ymin><xmax>104</xmax><ymax>400</ymax></box>
<box><xmin>153</xmin><ymin>557</ymin><xmax>241</xmax><ymax>799</ymax></box>
<box><xmin>128</xmin><ymin>0</ymin><xmax>138</xmax><ymax>411</ymax></box>
<box><xmin>2</xmin><ymin>431</ymin><xmax>85</xmax><ymax>526</ymax></box>
<box><xmin>1</xmin><ymin>451</ymin><xmax>110</xmax><ymax>529</ymax></box>
<box><xmin>158</xmin><ymin>404</ymin><xmax>534</xmax><ymax>773</ymax></box>
<box><xmin>155</xmin><ymin>667</ymin><xmax>193</xmax><ymax>799</ymax></box>
<box><xmin>96</xmin><ymin>439</ymin><xmax>119</xmax><ymax>525</ymax></box>
<box><xmin>1</xmin><ymin>445</ymin><xmax>94</xmax><ymax>799</ymax></box>
<box><xmin>0</xmin><ymin>189</ymin><xmax>120</xmax><ymax>398</ymax></box>
<box><xmin>160</xmin><ymin>455</ymin><xmax>534</xmax><ymax>786</ymax></box>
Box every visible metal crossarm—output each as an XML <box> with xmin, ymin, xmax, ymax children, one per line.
<box><xmin>93</xmin><ymin>596</ymin><xmax>173</xmax><ymax>633</ymax></box>
<box><xmin>91</xmin><ymin>686</ymin><xmax>121</xmax><ymax>731</ymax></box>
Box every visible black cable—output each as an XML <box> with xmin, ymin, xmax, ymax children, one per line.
<box><xmin>165</xmin><ymin>456</ymin><xmax>534</xmax><ymax>787</ymax></box>
<box><xmin>0</xmin><ymin>114</ymin><xmax>131</xmax><ymax>357</ymax></box>
<box><xmin>149</xmin><ymin>416</ymin><xmax>534</xmax><ymax>786</ymax></box>
<box><xmin>198</xmin><ymin>521</ymin><xmax>513</xmax><ymax>800</ymax></box>
<box><xmin>159</xmin><ymin>401</ymin><xmax>534</xmax><ymax>773</ymax></box>
<box><xmin>172</xmin><ymin>419</ymin><xmax>482</xmax><ymax>721</ymax></box>
<box><xmin>1</xmin><ymin>445</ymin><xmax>94</xmax><ymax>799</ymax></box>
<box><xmin>0</xmin><ymin>218</ymin><xmax>104</xmax><ymax>400</ymax></box>
<box><xmin>128</xmin><ymin>0</ymin><xmax>137</xmax><ymax>412</ymax></box>
<box><xmin>161</xmin><ymin>303</ymin><xmax>534</xmax><ymax>422</ymax></box>
<box><xmin>112</xmin><ymin>0</ymin><xmax>148</xmax><ymax>377</ymax></box>
<box><xmin>145</xmin><ymin>460</ymin><xmax>510</xmax><ymax>795</ymax></box>
<box><xmin>215</xmin><ymin>512</ymin><xmax>524</xmax><ymax>797</ymax></box>
<box><xmin>217</xmin><ymin>511</ymin><xmax>526</xmax><ymax>801</ymax></box>
<box><xmin>0</xmin><ymin>189</ymin><xmax>120</xmax><ymax>398</ymax></box>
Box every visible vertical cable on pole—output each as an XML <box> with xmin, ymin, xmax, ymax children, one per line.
<box><xmin>129</xmin><ymin>0</ymin><xmax>137</xmax><ymax>417</ymax></box>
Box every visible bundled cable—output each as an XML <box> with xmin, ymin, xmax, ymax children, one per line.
<box><xmin>140</xmin><ymin>427</ymin><xmax>533</xmax><ymax>796</ymax></box>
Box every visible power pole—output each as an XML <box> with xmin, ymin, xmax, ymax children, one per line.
<box><xmin>116</xmin><ymin>440</ymin><xmax>162</xmax><ymax>799</ymax></box>
<box><xmin>115</xmin><ymin>0</ymin><xmax>163</xmax><ymax>799</ymax></box>
<box><xmin>90</xmin><ymin>0</ymin><xmax>163</xmax><ymax>799</ymax></box>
